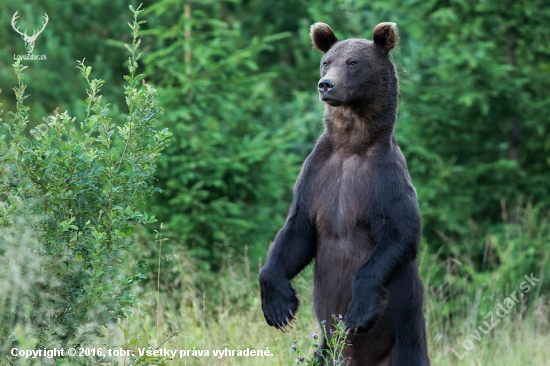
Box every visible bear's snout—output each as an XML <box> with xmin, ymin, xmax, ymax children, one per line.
<box><xmin>318</xmin><ymin>78</ymin><xmax>336</xmax><ymax>97</ymax></box>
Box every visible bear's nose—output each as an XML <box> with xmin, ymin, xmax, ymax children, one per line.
<box><xmin>318</xmin><ymin>78</ymin><xmax>336</xmax><ymax>94</ymax></box>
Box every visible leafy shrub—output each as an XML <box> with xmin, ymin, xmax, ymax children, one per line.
<box><xmin>0</xmin><ymin>5</ymin><xmax>170</xmax><ymax>363</ymax></box>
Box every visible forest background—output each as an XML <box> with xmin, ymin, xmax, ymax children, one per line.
<box><xmin>0</xmin><ymin>0</ymin><xmax>549</xmax><ymax>365</ymax></box>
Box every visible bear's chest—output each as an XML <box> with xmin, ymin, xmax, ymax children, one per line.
<box><xmin>308</xmin><ymin>153</ymin><xmax>371</xmax><ymax>238</ymax></box>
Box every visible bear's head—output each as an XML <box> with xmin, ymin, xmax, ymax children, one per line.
<box><xmin>310</xmin><ymin>22</ymin><xmax>399</xmax><ymax>108</ymax></box>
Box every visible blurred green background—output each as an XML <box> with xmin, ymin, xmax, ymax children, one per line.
<box><xmin>1</xmin><ymin>0</ymin><xmax>549</xmax><ymax>363</ymax></box>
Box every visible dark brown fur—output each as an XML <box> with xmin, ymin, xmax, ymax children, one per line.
<box><xmin>310</xmin><ymin>22</ymin><xmax>339</xmax><ymax>53</ymax></box>
<box><xmin>373</xmin><ymin>22</ymin><xmax>398</xmax><ymax>54</ymax></box>
<box><xmin>259</xmin><ymin>22</ymin><xmax>429</xmax><ymax>366</ymax></box>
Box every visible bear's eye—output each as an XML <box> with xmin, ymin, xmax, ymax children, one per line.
<box><xmin>322</xmin><ymin>62</ymin><xmax>329</xmax><ymax>68</ymax></box>
<box><xmin>349</xmin><ymin>61</ymin><xmax>358</xmax><ymax>67</ymax></box>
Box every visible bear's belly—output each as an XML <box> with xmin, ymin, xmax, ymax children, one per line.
<box><xmin>313</xmin><ymin>229</ymin><xmax>374</xmax><ymax>322</ymax></box>
<box><xmin>313</xmin><ymin>233</ymin><xmax>393</xmax><ymax>365</ymax></box>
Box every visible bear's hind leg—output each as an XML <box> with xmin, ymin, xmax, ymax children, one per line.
<box><xmin>384</xmin><ymin>262</ymin><xmax>429</xmax><ymax>366</ymax></box>
<box><xmin>390</xmin><ymin>309</ymin><xmax>430</xmax><ymax>366</ymax></box>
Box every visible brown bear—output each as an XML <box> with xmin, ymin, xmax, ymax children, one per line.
<box><xmin>259</xmin><ymin>22</ymin><xmax>430</xmax><ymax>366</ymax></box>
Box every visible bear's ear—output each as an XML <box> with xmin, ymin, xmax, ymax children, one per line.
<box><xmin>373</xmin><ymin>22</ymin><xmax>399</xmax><ymax>54</ymax></box>
<box><xmin>310</xmin><ymin>22</ymin><xmax>338</xmax><ymax>53</ymax></box>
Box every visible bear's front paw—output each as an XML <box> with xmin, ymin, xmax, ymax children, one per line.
<box><xmin>344</xmin><ymin>286</ymin><xmax>387</xmax><ymax>334</ymax></box>
<box><xmin>259</xmin><ymin>275</ymin><xmax>299</xmax><ymax>332</ymax></box>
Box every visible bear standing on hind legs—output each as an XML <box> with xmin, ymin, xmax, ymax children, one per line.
<box><xmin>259</xmin><ymin>22</ymin><xmax>430</xmax><ymax>366</ymax></box>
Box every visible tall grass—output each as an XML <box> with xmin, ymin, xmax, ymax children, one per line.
<box><xmin>2</xmin><ymin>199</ymin><xmax>547</xmax><ymax>365</ymax></box>
<box><xmin>101</xmin><ymin>205</ymin><xmax>550</xmax><ymax>365</ymax></box>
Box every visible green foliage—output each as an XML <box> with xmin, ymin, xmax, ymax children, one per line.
<box><xmin>421</xmin><ymin>203</ymin><xmax>550</xmax><ymax>325</ymax></box>
<box><xmin>374</xmin><ymin>0</ymin><xmax>550</xmax><ymax>244</ymax></box>
<box><xmin>0</xmin><ymin>0</ymin><xmax>134</xmax><ymax>125</ymax></box>
<box><xmin>141</xmin><ymin>0</ymin><xmax>304</xmax><ymax>267</ymax></box>
<box><xmin>0</xmin><ymin>5</ymin><xmax>170</xmax><ymax>363</ymax></box>
<box><xmin>1</xmin><ymin>2</ymin><xmax>549</xmax><ymax>360</ymax></box>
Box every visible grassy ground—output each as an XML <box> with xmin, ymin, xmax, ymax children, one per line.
<box><xmin>100</xmin><ymin>248</ymin><xmax>550</xmax><ymax>366</ymax></box>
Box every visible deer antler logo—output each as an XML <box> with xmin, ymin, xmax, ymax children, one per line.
<box><xmin>11</xmin><ymin>11</ymin><xmax>49</xmax><ymax>54</ymax></box>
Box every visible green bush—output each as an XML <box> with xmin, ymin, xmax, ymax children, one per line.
<box><xmin>0</xmin><ymin>6</ymin><xmax>170</xmax><ymax>364</ymax></box>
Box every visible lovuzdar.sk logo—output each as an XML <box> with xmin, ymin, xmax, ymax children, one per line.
<box><xmin>11</xmin><ymin>10</ymin><xmax>49</xmax><ymax>61</ymax></box>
